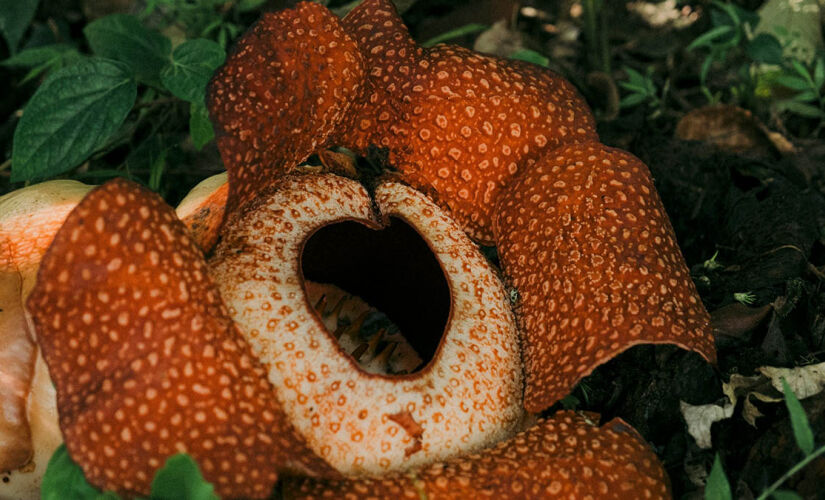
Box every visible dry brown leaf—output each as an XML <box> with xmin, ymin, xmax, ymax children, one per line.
<box><xmin>680</xmin><ymin>363</ymin><xmax>825</xmax><ymax>448</ymax></box>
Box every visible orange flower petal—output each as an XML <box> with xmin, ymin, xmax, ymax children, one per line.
<box><xmin>337</xmin><ymin>0</ymin><xmax>598</xmax><ymax>243</ymax></box>
<box><xmin>27</xmin><ymin>179</ymin><xmax>335</xmax><ymax>498</ymax></box>
<box><xmin>207</xmin><ymin>1</ymin><xmax>365</xmax><ymax>216</ymax></box>
<box><xmin>284</xmin><ymin>411</ymin><xmax>671</xmax><ymax>499</ymax></box>
<box><xmin>175</xmin><ymin>172</ymin><xmax>229</xmax><ymax>253</ymax></box>
<box><xmin>211</xmin><ymin>0</ymin><xmax>597</xmax><ymax>242</ymax></box>
<box><xmin>494</xmin><ymin>142</ymin><xmax>716</xmax><ymax>412</ymax></box>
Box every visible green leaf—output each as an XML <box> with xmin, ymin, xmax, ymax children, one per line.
<box><xmin>2</xmin><ymin>43</ymin><xmax>82</xmax><ymax>84</ymax></box>
<box><xmin>814</xmin><ymin>57</ymin><xmax>825</xmax><ymax>88</ymax></box>
<box><xmin>791</xmin><ymin>89</ymin><xmax>819</xmax><ymax>102</ymax></box>
<box><xmin>421</xmin><ymin>23</ymin><xmax>487</xmax><ymax>48</ymax></box>
<box><xmin>700</xmin><ymin>55</ymin><xmax>716</xmax><ymax>86</ymax></box>
<box><xmin>84</xmin><ymin>14</ymin><xmax>171</xmax><ymax>86</ymax></box>
<box><xmin>160</xmin><ymin>39</ymin><xmax>225</xmax><ymax>104</ymax></box>
<box><xmin>236</xmin><ymin>0</ymin><xmax>267</xmax><ymax>12</ymax></box>
<box><xmin>620</xmin><ymin>93</ymin><xmax>648</xmax><ymax>108</ymax></box>
<box><xmin>781</xmin><ymin>378</ymin><xmax>815</xmax><ymax>455</ymax></box>
<box><xmin>150</xmin><ymin>454</ymin><xmax>218</xmax><ymax>500</ymax></box>
<box><xmin>705</xmin><ymin>454</ymin><xmax>732</xmax><ymax>500</ymax></box>
<box><xmin>41</xmin><ymin>444</ymin><xmax>119</xmax><ymax>500</ymax></box>
<box><xmin>618</xmin><ymin>82</ymin><xmax>649</xmax><ymax>94</ymax></box>
<box><xmin>776</xmin><ymin>74</ymin><xmax>812</xmax><ymax>90</ymax></box>
<box><xmin>791</xmin><ymin>59</ymin><xmax>814</xmax><ymax>85</ymax></box>
<box><xmin>747</xmin><ymin>33</ymin><xmax>784</xmax><ymax>64</ymax></box>
<box><xmin>0</xmin><ymin>0</ymin><xmax>39</xmax><ymax>54</ymax></box>
<box><xmin>688</xmin><ymin>25</ymin><xmax>734</xmax><ymax>51</ymax></box>
<box><xmin>771</xmin><ymin>491</ymin><xmax>804</xmax><ymax>500</ymax></box>
<box><xmin>1</xmin><ymin>43</ymin><xmax>74</xmax><ymax>67</ymax></box>
<box><xmin>509</xmin><ymin>49</ymin><xmax>549</xmax><ymax>68</ymax></box>
<box><xmin>189</xmin><ymin>102</ymin><xmax>214</xmax><ymax>150</ymax></box>
<box><xmin>779</xmin><ymin>99</ymin><xmax>825</xmax><ymax>118</ymax></box>
<box><xmin>11</xmin><ymin>58</ymin><xmax>137</xmax><ymax>182</ymax></box>
<box><xmin>623</xmin><ymin>66</ymin><xmax>646</xmax><ymax>86</ymax></box>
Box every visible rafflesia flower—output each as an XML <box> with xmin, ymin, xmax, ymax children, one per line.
<box><xmin>1</xmin><ymin>0</ymin><xmax>716</xmax><ymax>498</ymax></box>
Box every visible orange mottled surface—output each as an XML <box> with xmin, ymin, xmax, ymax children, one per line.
<box><xmin>284</xmin><ymin>411</ymin><xmax>670</xmax><ymax>500</ymax></box>
<box><xmin>208</xmin><ymin>0</ymin><xmax>596</xmax><ymax>241</ymax></box>
<box><xmin>176</xmin><ymin>173</ymin><xmax>229</xmax><ymax>253</ymax></box>
<box><xmin>208</xmin><ymin>2</ymin><xmax>365</xmax><ymax>216</ymax></box>
<box><xmin>494</xmin><ymin>142</ymin><xmax>716</xmax><ymax>412</ymax></box>
<box><xmin>0</xmin><ymin>180</ymin><xmax>92</xmax><ymax>272</ymax></box>
<box><xmin>338</xmin><ymin>0</ymin><xmax>597</xmax><ymax>242</ymax></box>
<box><xmin>27</xmin><ymin>180</ymin><xmax>335</xmax><ymax>498</ymax></box>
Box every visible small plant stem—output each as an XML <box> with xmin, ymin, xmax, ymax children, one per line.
<box><xmin>755</xmin><ymin>444</ymin><xmax>825</xmax><ymax>500</ymax></box>
<box><xmin>582</xmin><ymin>0</ymin><xmax>610</xmax><ymax>74</ymax></box>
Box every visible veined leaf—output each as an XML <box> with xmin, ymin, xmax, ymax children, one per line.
<box><xmin>189</xmin><ymin>102</ymin><xmax>215</xmax><ymax>150</ymax></box>
<box><xmin>11</xmin><ymin>58</ymin><xmax>137</xmax><ymax>182</ymax></box>
<box><xmin>84</xmin><ymin>14</ymin><xmax>171</xmax><ymax>86</ymax></box>
<box><xmin>1</xmin><ymin>43</ymin><xmax>75</xmax><ymax>68</ymax></box>
<box><xmin>779</xmin><ymin>100</ymin><xmax>825</xmax><ymax>118</ymax></box>
<box><xmin>160</xmin><ymin>39</ymin><xmax>225</xmax><ymax>104</ymax></box>
<box><xmin>1</xmin><ymin>43</ymin><xmax>83</xmax><ymax>83</ymax></box>
<box><xmin>776</xmin><ymin>74</ymin><xmax>812</xmax><ymax>90</ymax></box>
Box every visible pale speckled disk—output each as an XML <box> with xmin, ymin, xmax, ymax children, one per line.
<box><xmin>209</xmin><ymin>173</ymin><xmax>525</xmax><ymax>476</ymax></box>
<box><xmin>493</xmin><ymin>142</ymin><xmax>716</xmax><ymax>412</ymax></box>
<box><xmin>27</xmin><ymin>179</ymin><xmax>336</xmax><ymax>498</ymax></box>
<box><xmin>284</xmin><ymin>410</ymin><xmax>672</xmax><ymax>500</ymax></box>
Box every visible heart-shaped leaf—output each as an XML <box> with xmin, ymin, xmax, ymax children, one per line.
<box><xmin>161</xmin><ymin>39</ymin><xmax>225</xmax><ymax>105</ymax></box>
<box><xmin>11</xmin><ymin>58</ymin><xmax>137</xmax><ymax>182</ymax></box>
<box><xmin>84</xmin><ymin>14</ymin><xmax>170</xmax><ymax>86</ymax></box>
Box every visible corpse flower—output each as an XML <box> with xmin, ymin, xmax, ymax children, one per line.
<box><xmin>0</xmin><ymin>0</ymin><xmax>717</xmax><ymax>498</ymax></box>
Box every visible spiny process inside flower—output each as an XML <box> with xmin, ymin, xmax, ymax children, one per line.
<box><xmin>302</xmin><ymin>216</ymin><xmax>452</xmax><ymax>375</ymax></box>
<box><xmin>305</xmin><ymin>279</ymin><xmax>426</xmax><ymax>376</ymax></box>
<box><xmin>208</xmin><ymin>174</ymin><xmax>525</xmax><ymax>475</ymax></box>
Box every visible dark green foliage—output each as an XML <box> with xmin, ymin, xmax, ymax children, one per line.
<box><xmin>11</xmin><ymin>59</ymin><xmax>137</xmax><ymax>181</ymax></box>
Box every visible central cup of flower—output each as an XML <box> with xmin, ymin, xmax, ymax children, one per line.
<box><xmin>208</xmin><ymin>174</ymin><xmax>525</xmax><ymax>475</ymax></box>
<box><xmin>301</xmin><ymin>217</ymin><xmax>449</xmax><ymax>375</ymax></box>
